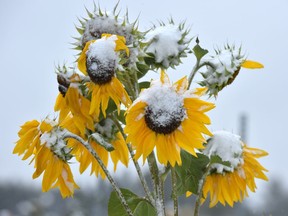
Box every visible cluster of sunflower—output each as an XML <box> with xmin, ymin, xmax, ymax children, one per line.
<box><xmin>14</xmin><ymin>4</ymin><xmax>268</xmax><ymax>215</ymax></box>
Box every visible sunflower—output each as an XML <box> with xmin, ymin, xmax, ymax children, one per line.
<box><xmin>61</xmin><ymin>116</ymin><xmax>129</xmax><ymax>178</ymax></box>
<box><xmin>14</xmin><ymin>119</ymin><xmax>79</xmax><ymax>198</ymax></box>
<box><xmin>77</xmin><ymin>34</ymin><xmax>132</xmax><ymax>120</ymax></box>
<box><xmin>124</xmin><ymin>70</ymin><xmax>215</xmax><ymax>166</ymax></box>
<box><xmin>201</xmin><ymin>131</ymin><xmax>268</xmax><ymax>207</ymax></box>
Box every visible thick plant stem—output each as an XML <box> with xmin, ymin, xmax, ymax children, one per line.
<box><xmin>63</xmin><ymin>132</ymin><xmax>133</xmax><ymax>216</ymax></box>
<box><xmin>193</xmin><ymin>166</ymin><xmax>211</xmax><ymax>216</ymax></box>
<box><xmin>148</xmin><ymin>153</ymin><xmax>166</xmax><ymax>216</ymax></box>
<box><xmin>188</xmin><ymin>61</ymin><xmax>211</xmax><ymax>89</ymax></box>
<box><xmin>109</xmin><ymin>114</ymin><xmax>154</xmax><ymax>204</ymax></box>
<box><xmin>171</xmin><ymin>168</ymin><xmax>178</xmax><ymax>216</ymax></box>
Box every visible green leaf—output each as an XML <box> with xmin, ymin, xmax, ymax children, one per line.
<box><xmin>133</xmin><ymin>201</ymin><xmax>157</xmax><ymax>216</ymax></box>
<box><xmin>136</xmin><ymin>62</ymin><xmax>150</xmax><ymax>79</ymax></box>
<box><xmin>108</xmin><ymin>189</ymin><xmax>139</xmax><ymax>216</ymax></box>
<box><xmin>108</xmin><ymin>188</ymin><xmax>156</xmax><ymax>216</ymax></box>
<box><xmin>139</xmin><ymin>81</ymin><xmax>150</xmax><ymax>90</ymax></box>
<box><xmin>210</xmin><ymin>155</ymin><xmax>231</xmax><ymax>168</ymax></box>
<box><xmin>175</xmin><ymin>151</ymin><xmax>209</xmax><ymax>195</ymax></box>
<box><xmin>117</xmin><ymin>110</ymin><xmax>126</xmax><ymax>125</ymax></box>
<box><xmin>193</xmin><ymin>44</ymin><xmax>208</xmax><ymax>61</ymax></box>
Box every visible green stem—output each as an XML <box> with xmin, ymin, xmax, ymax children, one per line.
<box><xmin>193</xmin><ymin>165</ymin><xmax>211</xmax><ymax>216</ymax></box>
<box><xmin>148</xmin><ymin>152</ymin><xmax>166</xmax><ymax>216</ymax></box>
<box><xmin>109</xmin><ymin>114</ymin><xmax>154</xmax><ymax>204</ymax></box>
<box><xmin>124</xmin><ymin>72</ymin><xmax>137</xmax><ymax>100</ymax></box>
<box><xmin>132</xmin><ymin>70</ymin><xmax>140</xmax><ymax>97</ymax></box>
<box><xmin>171</xmin><ymin>168</ymin><xmax>178</xmax><ymax>216</ymax></box>
<box><xmin>188</xmin><ymin>61</ymin><xmax>210</xmax><ymax>89</ymax></box>
<box><xmin>63</xmin><ymin>132</ymin><xmax>133</xmax><ymax>216</ymax></box>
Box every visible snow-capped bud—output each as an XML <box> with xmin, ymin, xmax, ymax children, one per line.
<box><xmin>199</xmin><ymin>45</ymin><xmax>263</xmax><ymax>97</ymax></box>
<box><xmin>74</xmin><ymin>5</ymin><xmax>144</xmax><ymax>71</ymax></box>
<box><xmin>143</xmin><ymin>22</ymin><xmax>191</xmax><ymax>69</ymax></box>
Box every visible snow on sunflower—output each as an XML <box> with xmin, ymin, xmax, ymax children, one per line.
<box><xmin>14</xmin><ymin>119</ymin><xmax>79</xmax><ymax>198</ymax></box>
<box><xmin>77</xmin><ymin>33</ymin><xmax>132</xmax><ymax>120</ymax></box>
<box><xmin>124</xmin><ymin>70</ymin><xmax>215</xmax><ymax>166</ymax></box>
<box><xmin>201</xmin><ymin>131</ymin><xmax>268</xmax><ymax>207</ymax></box>
<box><xmin>61</xmin><ymin>116</ymin><xmax>129</xmax><ymax>178</ymax></box>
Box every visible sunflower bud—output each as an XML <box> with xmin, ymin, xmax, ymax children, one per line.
<box><xmin>199</xmin><ymin>45</ymin><xmax>245</xmax><ymax>97</ymax></box>
<box><xmin>143</xmin><ymin>22</ymin><xmax>191</xmax><ymax>69</ymax></box>
<box><xmin>74</xmin><ymin>5</ymin><xmax>144</xmax><ymax>71</ymax></box>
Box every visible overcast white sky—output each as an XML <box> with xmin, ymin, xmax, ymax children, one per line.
<box><xmin>1</xmin><ymin>0</ymin><xmax>288</xmax><ymax>207</ymax></box>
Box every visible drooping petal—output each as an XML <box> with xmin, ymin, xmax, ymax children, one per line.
<box><xmin>241</xmin><ymin>60</ymin><xmax>264</xmax><ymax>69</ymax></box>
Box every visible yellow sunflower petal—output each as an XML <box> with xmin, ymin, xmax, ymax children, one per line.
<box><xmin>160</xmin><ymin>70</ymin><xmax>170</xmax><ymax>84</ymax></box>
<box><xmin>173</xmin><ymin>76</ymin><xmax>188</xmax><ymax>93</ymax></box>
<box><xmin>78</xmin><ymin>40</ymin><xmax>95</xmax><ymax>75</ymax></box>
<box><xmin>241</xmin><ymin>60</ymin><xmax>264</xmax><ymax>69</ymax></box>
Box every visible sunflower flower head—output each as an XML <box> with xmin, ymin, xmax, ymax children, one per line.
<box><xmin>14</xmin><ymin>118</ymin><xmax>79</xmax><ymax>198</ymax></box>
<box><xmin>125</xmin><ymin>70</ymin><xmax>214</xmax><ymax>166</ymax></box>
<box><xmin>202</xmin><ymin>130</ymin><xmax>268</xmax><ymax>207</ymax></box>
<box><xmin>77</xmin><ymin>34</ymin><xmax>132</xmax><ymax>119</ymax></box>
<box><xmin>199</xmin><ymin>45</ymin><xmax>264</xmax><ymax>97</ymax></box>
<box><xmin>144</xmin><ymin>22</ymin><xmax>191</xmax><ymax>69</ymax></box>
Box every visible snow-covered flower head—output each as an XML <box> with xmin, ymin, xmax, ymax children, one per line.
<box><xmin>199</xmin><ymin>45</ymin><xmax>264</xmax><ymax>97</ymax></box>
<box><xmin>202</xmin><ymin>131</ymin><xmax>268</xmax><ymax>207</ymax></box>
<box><xmin>125</xmin><ymin>70</ymin><xmax>215</xmax><ymax>166</ymax></box>
<box><xmin>203</xmin><ymin>131</ymin><xmax>243</xmax><ymax>173</ymax></box>
<box><xmin>14</xmin><ymin>119</ymin><xmax>79</xmax><ymax>198</ymax></box>
<box><xmin>77</xmin><ymin>34</ymin><xmax>132</xmax><ymax>119</ymax></box>
<box><xmin>78</xmin><ymin>34</ymin><xmax>129</xmax><ymax>84</ymax></box>
<box><xmin>144</xmin><ymin>22</ymin><xmax>191</xmax><ymax>69</ymax></box>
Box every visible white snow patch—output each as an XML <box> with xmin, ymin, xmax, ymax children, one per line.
<box><xmin>40</xmin><ymin>128</ymin><xmax>70</xmax><ymax>160</ymax></box>
<box><xmin>86</xmin><ymin>35</ymin><xmax>119</xmax><ymax>72</ymax></box>
<box><xmin>81</xmin><ymin>13</ymin><xmax>133</xmax><ymax>45</ymax></box>
<box><xmin>203</xmin><ymin>130</ymin><xmax>244</xmax><ymax>173</ymax></box>
<box><xmin>134</xmin><ymin>79</ymin><xmax>186</xmax><ymax>127</ymax></box>
<box><xmin>61</xmin><ymin>168</ymin><xmax>74</xmax><ymax>192</ymax></box>
<box><xmin>96</xmin><ymin>118</ymin><xmax>115</xmax><ymax>138</ymax></box>
<box><xmin>144</xmin><ymin>25</ymin><xmax>184</xmax><ymax>67</ymax></box>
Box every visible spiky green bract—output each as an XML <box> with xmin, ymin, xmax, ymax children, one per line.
<box><xmin>73</xmin><ymin>4</ymin><xmax>146</xmax><ymax>73</ymax></box>
<box><xmin>199</xmin><ymin>45</ymin><xmax>245</xmax><ymax>97</ymax></box>
<box><xmin>143</xmin><ymin>19</ymin><xmax>192</xmax><ymax>70</ymax></box>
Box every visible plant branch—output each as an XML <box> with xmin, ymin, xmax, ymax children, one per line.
<box><xmin>188</xmin><ymin>61</ymin><xmax>211</xmax><ymax>89</ymax></box>
<box><xmin>193</xmin><ymin>165</ymin><xmax>211</xmax><ymax>216</ymax></box>
<box><xmin>109</xmin><ymin>113</ymin><xmax>155</xmax><ymax>204</ymax></box>
<box><xmin>148</xmin><ymin>152</ymin><xmax>166</xmax><ymax>216</ymax></box>
<box><xmin>63</xmin><ymin>132</ymin><xmax>133</xmax><ymax>216</ymax></box>
<box><xmin>171</xmin><ymin>168</ymin><xmax>178</xmax><ymax>216</ymax></box>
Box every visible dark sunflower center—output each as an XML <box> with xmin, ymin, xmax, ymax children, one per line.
<box><xmin>144</xmin><ymin>106</ymin><xmax>185</xmax><ymax>134</ymax></box>
<box><xmin>86</xmin><ymin>57</ymin><xmax>116</xmax><ymax>85</ymax></box>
